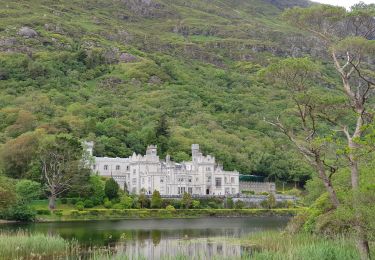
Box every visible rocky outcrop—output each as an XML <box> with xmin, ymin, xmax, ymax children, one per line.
<box><xmin>119</xmin><ymin>53</ymin><xmax>138</xmax><ymax>63</ymax></box>
<box><xmin>18</xmin><ymin>27</ymin><xmax>38</xmax><ymax>38</ymax></box>
<box><xmin>148</xmin><ymin>75</ymin><xmax>162</xmax><ymax>85</ymax></box>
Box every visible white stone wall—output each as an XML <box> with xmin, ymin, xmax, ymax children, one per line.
<box><xmin>88</xmin><ymin>143</ymin><xmax>239</xmax><ymax>196</ymax></box>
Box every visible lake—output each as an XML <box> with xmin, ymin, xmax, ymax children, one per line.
<box><xmin>1</xmin><ymin>217</ymin><xmax>289</xmax><ymax>259</ymax></box>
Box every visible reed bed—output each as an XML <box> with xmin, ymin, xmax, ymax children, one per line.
<box><xmin>0</xmin><ymin>230</ymin><xmax>76</xmax><ymax>259</ymax></box>
<box><xmin>244</xmin><ymin>231</ymin><xmax>365</xmax><ymax>260</ymax></box>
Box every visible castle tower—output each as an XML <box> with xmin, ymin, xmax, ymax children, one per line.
<box><xmin>84</xmin><ymin>141</ymin><xmax>94</xmax><ymax>156</ymax></box>
<box><xmin>146</xmin><ymin>145</ymin><xmax>158</xmax><ymax>156</ymax></box>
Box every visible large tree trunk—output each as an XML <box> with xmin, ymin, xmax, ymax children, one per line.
<box><xmin>316</xmin><ymin>158</ymin><xmax>340</xmax><ymax>208</ymax></box>
<box><xmin>347</xmin><ymin>132</ymin><xmax>371</xmax><ymax>260</ymax></box>
<box><xmin>48</xmin><ymin>193</ymin><xmax>56</xmax><ymax>210</ymax></box>
<box><xmin>350</xmin><ymin>158</ymin><xmax>371</xmax><ymax>260</ymax></box>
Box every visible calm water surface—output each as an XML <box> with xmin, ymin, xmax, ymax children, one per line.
<box><xmin>1</xmin><ymin>217</ymin><xmax>289</xmax><ymax>259</ymax></box>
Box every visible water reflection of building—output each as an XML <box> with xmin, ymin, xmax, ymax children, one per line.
<box><xmin>113</xmin><ymin>238</ymin><xmax>242</xmax><ymax>259</ymax></box>
<box><xmin>86</xmin><ymin>142</ymin><xmax>239</xmax><ymax>196</ymax></box>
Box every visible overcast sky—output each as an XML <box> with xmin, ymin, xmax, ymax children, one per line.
<box><xmin>313</xmin><ymin>0</ymin><xmax>375</xmax><ymax>9</ymax></box>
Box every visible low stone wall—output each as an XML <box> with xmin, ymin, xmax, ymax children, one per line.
<box><xmin>239</xmin><ymin>181</ymin><xmax>276</xmax><ymax>194</ymax></box>
<box><xmin>233</xmin><ymin>195</ymin><xmax>297</xmax><ymax>206</ymax></box>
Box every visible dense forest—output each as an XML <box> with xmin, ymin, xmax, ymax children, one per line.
<box><xmin>0</xmin><ymin>0</ymin><xmax>325</xmax><ymax>183</ymax></box>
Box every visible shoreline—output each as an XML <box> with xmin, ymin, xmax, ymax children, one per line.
<box><xmin>33</xmin><ymin>208</ymin><xmax>305</xmax><ymax>223</ymax></box>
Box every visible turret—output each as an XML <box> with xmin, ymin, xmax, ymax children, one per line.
<box><xmin>146</xmin><ymin>145</ymin><xmax>158</xmax><ymax>156</ymax></box>
<box><xmin>192</xmin><ymin>144</ymin><xmax>200</xmax><ymax>156</ymax></box>
<box><xmin>84</xmin><ymin>141</ymin><xmax>94</xmax><ymax>156</ymax></box>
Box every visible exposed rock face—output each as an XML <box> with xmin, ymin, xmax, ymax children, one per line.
<box><xmin>119</xmin><ymin>53</ymin><xmax>137</xmax><ymax>63</ymax></box>
<box><xmin>0</xmin><ymin>38</ymin><xmax>17</xmax><ymax>47</ymax></box>
<box><xmin>148</xmin><ymin>75</ymin><xmax>162</xmax><ymax>85</ymax></box>
<box><xmin>122</xmin><ymin>0</ymin><xmax>173</xmax><ymax>18</ymax></box>
<box><xmin>18</xmin><ymin>27</ymin><xmax>38</xmax><ymax>38</ymax></box>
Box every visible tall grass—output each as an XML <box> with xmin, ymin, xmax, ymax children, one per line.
<box><xmin>0</xmin><ymin>231</ymin><xmax>76</xmax><ymax>259</ymax></box>
<box><xmin>245</xmin><ymin>231</ymin><xmax>364</xmax><ymax>260</ymax></box>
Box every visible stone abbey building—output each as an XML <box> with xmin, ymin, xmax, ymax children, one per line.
<box><xmin>85</xmin><ymin>142</ymin><xmax>239</xmax><ymax>196</ymax></box>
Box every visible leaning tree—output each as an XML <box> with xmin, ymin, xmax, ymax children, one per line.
<box><xmin>279</xmin><ymin>4</ymin><xmax>375</xmax><ymax>259</ymax></box>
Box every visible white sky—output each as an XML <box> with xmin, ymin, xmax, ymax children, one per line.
<box><xmin>313</xmin><ymin>0</ymin><xmax>375</xmax><ymax>9</ymax></box>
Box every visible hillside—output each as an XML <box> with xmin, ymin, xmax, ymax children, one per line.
<box><xmin>0</xmin><ymin>0</ymin><xmax>317</xmax><ymax>182</ymax></box>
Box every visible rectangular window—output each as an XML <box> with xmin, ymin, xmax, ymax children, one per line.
<box><xmin>116</xmin><ymin>165</ymin><xmax>120</xmax><ymax>170</ymax></box>
<box><xmin>225</xmin><ymin>188</ymin><xmax>230</xmax><ymax>194</ymax></box>
<box><xmin>188</xmin><ymin>187</ymin><xmax>193</xmax><ymax>194</ymax></box>
<box><xmin>104</xmin><ymin>165</ymin><xmax>108</xmax><ymax>170</ymax></box>
<box><xmin>178</xmin><ymin>187</ymin><xmax>181</xmax><ymax>194</ymax></box>
<box><xmin>133</xmin><ymin>169</ymin><xmax>136</xmax><ymax>174</ymax></box>
<box><xmin>181</xmin><ymin>187</ymin><xmax>186</xmax><ymax>193</ymax></box>
<box><xmin>232</xmin><ymin>188</ymin><xmax>235</xmax><ymax>194</ymax></box>
<box><xmin>132</xmin><ymin>178</ymin><xmax>137</xmax><ymax>185</ymax></box>
<box><xmin>231</xmin><ymin>177</ymin><xmax>235</xmax><ymax>183</ymax></box>
<box><xmin>160</xmin><ymin>178</ymin><xmax>164</xmax><ymax>183</ymax></box>
<box><xmin>215</xmin><ymin>178</ymin><xmax>222</xmax><ymax>188</ymax></box>
<box><xmin>142</xmin><ymin>178</ymin><xmax>145</xmax><ymax>184</ymax></box>
<box><xmin>188</xmin><ymin>177</ymin><xmax>192</xmax><ymax>183</ymax></box>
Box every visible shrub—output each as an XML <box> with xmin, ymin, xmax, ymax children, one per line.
<box><xmin>36</xmin><ymin>209</ymin><xmax>51</xmax><ymax>215</ymax></box>
<box><xmin>182</xmin><ymin>192</ymin><xmax>192</xmax><ymax>209</ymax></box>
<box><xmin>285</xmin><ymin>188</ymin><xmax>302</xmax><ymax>197</ymax></box>
<box><xmin>151</xmin><ymin>190</ymin><xmax>162</xmax><ymax>208</ymax></box>
<box><xmin>104</xmin><ymin>200</ymin><xmax>112</xmax><ymax>209</ymax></box>
<box><xmin>84</xmin><ymin>199</ymin><xmax>94</xmax><ymax>208</ymax></box>
<box><xmin>120</xmin><ymin>195</ymin><xmax>133</xmax><ymax>209</ymax></box>
<box><xmin>172</xmin><ymin>199</ymin><xmax>182</xmax><ymax>209</ymax></box>
<box><xmin>88</xmin><ymin>175</ymin><xmax>105</xmax><ymax>203</ymax></box>
<box><xmin>75</xmin><ymin>201</ymin><xmax>84</xmax><ymax>211</ymax></box>
<box><xmin>15</xmin><ymin>180</ymin><xmax>42</xmax><ymax>202</ymax></box>
<box><xmin>70</xmin><ymin>198</ymin><xmax>78</xmax><ymax>204</ymax></box>
<box><xmin>61</xmin><ymin>198</ymin><xmax>68</xmax><ymax>204</ymax></box>
<box><xmin>225</xmin><ymin>197</ymin><xmax>234</xmax><ymax>209</ymax></box>
<box><xmin>192</xmin><ymin>200</ymin><xmax>200</xmax><ymax>209</ymax></box>
<box><xmin>104</xmin><ymin>178</ymin><xmax>119</xmax><ymax>200</ymax></box>
<box><xmin>6</xmin><ymin>202</ymin><xmax>36</xmax><ymax>221</ymax></box>
<box><xmin>234</xmin><ymin>200</ymin><xmax>245</xmax><ymax>209</ymax></box>
<box><xmin>112</xmin><ymin>203</ymin><xmax>122</xmax><ymax>209</ymax></box>
<box><xmin>208</xmin><ymin>201</ymin><xmax>219</xmax><ymax>209</ymax></box>
<box><xmin>54</xmin><ymin>209</ymin><xmax>63</xmax><ymax>216</ymax></box>
<box><xmin>166</xmin><ymin>205</ymin><xmax>176</xmax><ymax>212</ymax></box>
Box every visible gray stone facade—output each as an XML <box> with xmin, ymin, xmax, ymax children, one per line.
<box><xmin>85</xmin><ymin>142</ymin><xmax>239</xmax><ymax>196</ymax></box>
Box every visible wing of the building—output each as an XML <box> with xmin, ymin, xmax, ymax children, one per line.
<box><xmin>85</xmin><ymin>142</ymin><xmax>239</xmax><ymax>196</ymax></box>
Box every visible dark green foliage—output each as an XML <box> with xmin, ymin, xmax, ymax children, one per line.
<box><xmin>75</xmin><ymin>201</ymin><xmax>84</xmax><ymax>211</ymax></box>
<box><xmin>15</xmin><ymin>180</ymin><xmax>42</xmax><ymax>202</ymax></box>
<box><xmin>84</xmin><ymin>199</ymin><xmax>94</xmax><ymax>208</ymax></box>
<box><xmin>181</xmin><ymin>192</ymin><xmax>192</xmax><ymax>209</ymax></box>
<box><xmin>234</xmin><ymin>200</ymin><xmax>245</xmax><ymax>209</ymax></box>
<box><xmin>104</xmin><ymin>178</ymin><xmax>119</xmax><ymax>200</ymax></box>
<box><xmin>225</xmin><ymin>197</ymin><xmax>234</xmax><ymax>209</ymax></box>
<box><xmin>151</xmin><ymin>190</ymin><xmax>162</xmax><ymax>209</ymax></box>
<box><xmin>5</xmin><ymin>202</ymin><xmax>36</xmax><ymax>221</ymax></box>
